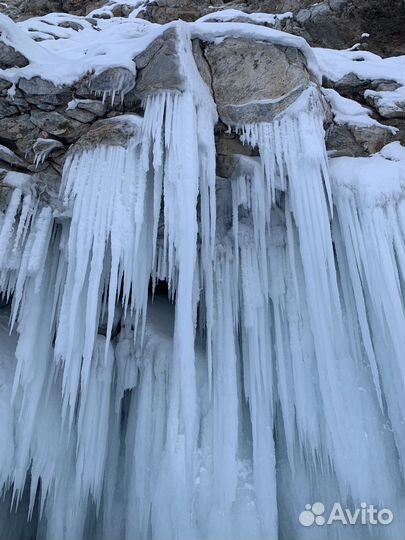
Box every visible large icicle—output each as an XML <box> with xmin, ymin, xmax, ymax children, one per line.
<box><xmin>331</xmin><ymin>144</ymin><xmax>405</xmax><ymax>476</ymax></box>
<box><xmin>232</xmin><ymin>89</ymin><xmax>404</xmax><ymax>534</ymax></box>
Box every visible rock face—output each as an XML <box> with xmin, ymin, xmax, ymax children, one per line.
<box><xmin>201</xmin><ymin>38</ymin><xmax>313</xmax><ymax>125</ymax></box>
<box><xmin>0</xmin><ymin>0</ymin><xmax>404</xmax><ymax>208</ymax></box>
<box><xmin>139</xmin><ymin>0</ymin><xmax>405</xmax><ymax>57</ymax></box>
<box><xmin>1</xmin><ymin>0</ymin><xmax>404</xmax><ymax>58</ymax></box>
<box><xmin>134</xmin><ymin>29</ymin><xmax>185</xmax><ymax>96</ymax></box>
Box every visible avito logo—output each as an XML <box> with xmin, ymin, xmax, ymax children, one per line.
<box><xmin>299</xmin><ymin>502</ymin><xmax>394</xmax><ymax>527</ymax></box>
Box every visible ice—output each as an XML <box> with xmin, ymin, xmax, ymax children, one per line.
<box><xmin>0</xmin><ymin>12</ymin><xmax>404</xmax><ymax>540</ymax></box>
<box><xmin>33</xmin><ymin>138</ymin><xmax>64</xmax><ymax>167</ymax></box>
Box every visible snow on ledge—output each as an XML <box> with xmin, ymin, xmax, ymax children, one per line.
<box><xmin>314</xmin><ymin>47</ymin><xmax>405</xmax><ymax>85</ymax></box>
<box><xmin>330</xmin><ymin>142</ymin><xmax>405</xmax><ymax>208</ymax></box>
<box><xmin>323</xmin><ymin>88</ymin><xmax>397</xmax><ymax>133</ymax></box>
<box><xmin>0</xmin><ymin>12</ymin><xmax>321</xmax><ymax>88</ymax></box>
<box><xmin>196</xmin><ymin>9</ymin><xmax>293</xmax><ymax>25</ymax></box>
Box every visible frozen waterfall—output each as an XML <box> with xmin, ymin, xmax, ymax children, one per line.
<box><xmin>0</xmin><ymin>22</ymin><xmax>404</xmax><ymax>540</ymax></box>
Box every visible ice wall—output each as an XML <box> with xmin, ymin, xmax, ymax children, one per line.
<box><xmin>0</xmin><ymin>24</ymin><xmax>404</xmax><ymax>540</ymax></box>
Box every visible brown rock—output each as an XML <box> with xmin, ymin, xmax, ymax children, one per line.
<box><xmin>202</xmin><ymin>38</ymin><xmax>313</xmax><ymax>125</ymax></box>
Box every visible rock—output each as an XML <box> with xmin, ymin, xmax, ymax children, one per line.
<box><xmin>0</xmin><ymin>42</ymin><xmax>28</xmax><ymax>68</ymax></box>
<box><xmin>326</xmin><ymin>123</ymin><xmax>395</xmax><ymax>157</ymax></box>
<box><xmin>64</xmin><ymin>107</ymin><xmax>99</xmax><ymax>123</ymax></box>
<box><xmin>215</xmin><ymin>126</ymin><xmax>259</xmax><ymax>158</ymax></box>
<box><xmin>365</xmin><ymin>87</ymin><xmax>405</xmax><ymax>119</ymax></box>
<box><xmin>0</xmin><ymin>98</ymin><xmax>18</xmax><ymax>118</ymax></box>
<box><xmin>202</xmin><ymin>38</ymin><xmax>314</xmax><ymax>125</ymax></box>
<box><xmin>63</xmin><ymin>98</ymin><xmax>107</xmax><ymax>122</ymax></box>
<box><xmin>192</xmin><ymin>39</ymin><xmax>212</xmax><ymax>94</ymax></box>
<box><xmin>134</xmin><ymin>28</ymin><xmax>185</xmax><ymax>96</ymax></box>
<box><xmin>76</xmin><ymin>99</ymin><xmax>107</xmax><ymax>116</ymax></box>
<box><xmin>32</xmin><ymin>138</ymin><xmax>65</xmax><ymax>166</ymax></box>
<box><xmin>30</xmin><ymin>110</ymin><xmax>87</xmax><ymax>141</ymax></box>
<box><xmin>71</xmin><ymin>115</ymin><xmax>142</xmax><ymax>151</ymax></box>
<box><xmin>0</xmin><ymin>145</ymin><xmax>29</xmax><ymax>168</ymax></box>
<box><xmin>25</xmin><ymin>100</ymin><xmax>56</xmax><ymax>112</ymax></box>
<box><xmin>5</xmin><ymin>91</ymin><xmax>30</xmax><ymax>112</ymax></box>
<box><xmin>0</xmin><ymin>78</ymin><xmax>12</xmax><ymax>93</ymax></box>
<box><xmin>0</xmin><ymin>114</ymin><xmax>36</xmax><ymax>142</ymax></box>
<box><xmin>19</xmin><ymin>77</ymin><xmax>70</xmax><ymax>97</ymax></box>
<box><xmin>323</xmin><ymin>73</ymin><xmax>371</xmax><ymax>98</ymax></box>
<box><xmin>276</xmin><ymin>0</ymin><xmax>405</xmax><ymax>57</ymax></box>
<box><xmin>32</xmin><ymin>165</ymin><xmax>63</xmax><ymax>207</ymax></box>
<box><xmin>58</xmin><ymin>20</ymin><xmax>84</xmax><ymax>31</ymax></box>
<box><xmin>61</xmin><ymin>0</ymin><xmax>104</xmax><ymax>16</ymax></box>
<box><xmin>111</xmin><ymin>3</ymin><xmax>137</xmax><ymax>17</ymax></box>
<box><xmin>86</xmin><ymin>67</ymin><xmax>135</xmax><ymax>100</ymax></box>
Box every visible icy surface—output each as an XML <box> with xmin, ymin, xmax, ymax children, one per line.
<box><xmin>0</xmin><ymin>8</ymin><xmax>404</xmax><ymax>540</ymax></box>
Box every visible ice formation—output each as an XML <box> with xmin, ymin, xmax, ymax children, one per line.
<box><xmin>0</xmin><ymin>14</ymin><xmax>404</xmax><ymax>540</ymax></box>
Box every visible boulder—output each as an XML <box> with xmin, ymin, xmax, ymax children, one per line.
<box><xmin>19</xmin><ymin>77</ymin><xmax>70</xmax><ymax>97</ymax></box>
<box><xmin>30</xmin><ymin>110</ymin><xmax>87</xmax><ymax>141</ymax></box>
<box><xmin>0</xmin><ymin>98</ymin><xmax>18</xmax><ymax>118</ymax></box>
<box><xmin>134</xmin><ymin>28</ymin><xmax>184</xmax><ymax>96</ymax></box>
<box><xmin>326</xmin><ymin>123</ymin><xmax>395</xmax><ymax>157</ymax></box>
<box><xmin>86</xmin><ymin>67</ymin><xmax>135</xmax><ymax>100</ymax></box>
<box><xmin>0</xmin><ymin>145</ymin><xmax>29</xmax><ymax>168</ymax></box>
<box><xmin>201</xmin><ymin>37</ymin><xmax>314</xmax><ymax>125</ymax></box>
<box><xmin>71</xmin><ymin>115</ymin><xmax>142</xmax><ymax>151</ymax></box>
<box><xmin>365</xmin><ymin>87</ymin><xmax>405</xmax><ymax>119</ymax></box>
<box><xmin>0</xmin><ymin>114</ymin><xmax>36</xmax><ymax>142</ymax></box>
<box><xmin>0</xmin><ymin>42</ymin><xmax>28</xmax><ymax>68</ymax></box>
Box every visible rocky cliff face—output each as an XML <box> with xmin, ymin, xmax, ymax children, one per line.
<box><xmin>0</xmin><ymin>0</ymin><xmax>404</xmax><ymax>208</ymax></box>
<box><xmin>2</xmin><ymin>0</ymin><xmax>405</xmax><ymax>56</ymax></box>
<box><xmin>140</xmin><ymin>0</ymin><xmax>405</xmax><ymax>57</ymax></box>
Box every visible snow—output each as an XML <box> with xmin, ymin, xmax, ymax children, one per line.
<box><xmin>0</xmin><ymin>14</ymin><xmax>321</xmax><ymax>87</ymax></box>
<box><xmin>197</xmin><ymin>9</ymin><xmax>293</xmax><ymax>25</ymax></box>
<box><xmin>89</xmin><ymin>0</ymin><xmax>151</xmax><ymax>19</ymax></box>
<box><xmin>323</xmin><ymin>87</ymin><xmax>397</xmax><ymax>132</ymax></box>
<box><xmin>2</xmin><ymin>171</ymin><xmax>32</xmax><ymax>188</ymax></box>
<box><xmin>364</xmin><ymin>85</ymin><xmax>405</xmax><ymax>118</ymax></box>
<box><xmin>330</xmin><ymin>143</ymin><xmax>405</xmax><ymax>207</ymax></box>
<box><xmin>314</xmin><ymin>46</ymin><xmax>405</xmax><ymax>85</ymax></box>
<box><xmin>0</xmin><ymin>12</ymin><xmax>157</xmax><ymax>86</ymax></box>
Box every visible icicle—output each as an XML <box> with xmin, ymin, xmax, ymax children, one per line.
<box><xmin>331</xmin><ymin>149</ymin><xmax>405</xmax><ymax>475</ymax></box>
